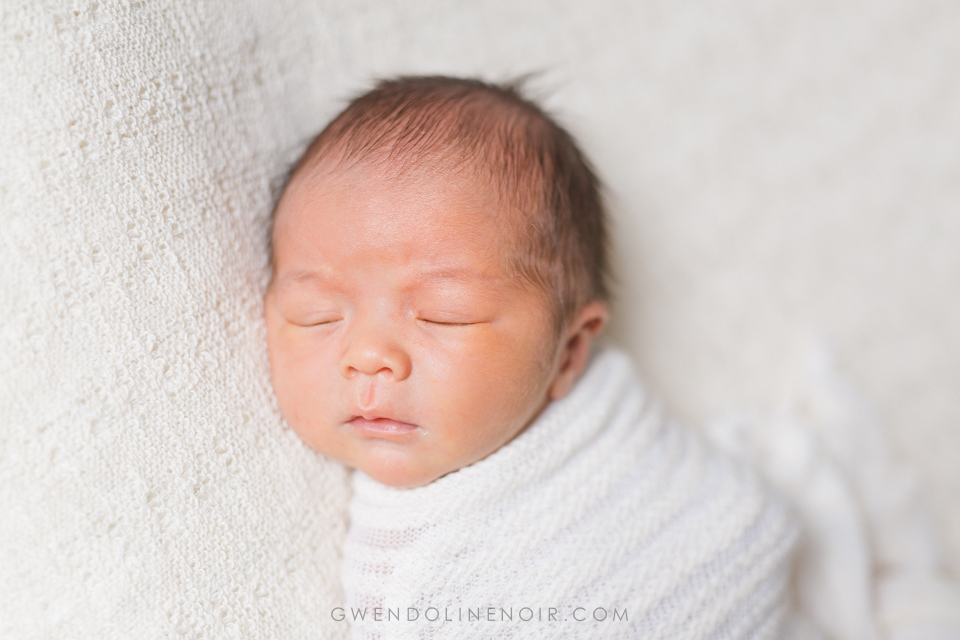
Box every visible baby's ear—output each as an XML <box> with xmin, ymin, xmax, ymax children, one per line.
<box><xmin>548</xmin><ymin>300</ymin><xmax>608</xmax><ymax>401</ymax></box>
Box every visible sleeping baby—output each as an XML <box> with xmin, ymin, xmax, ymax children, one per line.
<box><xmin>265</xmin><ymin>76</ymin><xmax>799</xmax><ymax>639</ymax></box>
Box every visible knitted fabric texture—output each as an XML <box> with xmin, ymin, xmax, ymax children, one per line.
<box><xmin>0</xmin><ymin>3</ymin><xmax>350</xmax><ymax>638</ymax></box>
<box><xmin>343</xmin><ymin>348</ymin><xmax>800</xmax><ymax>639</ymax></box>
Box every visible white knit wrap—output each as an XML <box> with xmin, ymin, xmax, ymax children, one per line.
<box><xmin>342</xmin><ymin>348</ymin><xmax>799</xmax><ymax>639</ymax></box>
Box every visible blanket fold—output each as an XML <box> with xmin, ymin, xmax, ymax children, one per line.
<box><xmin>343</xmin><ymin>348</ymin><xmax>799</xmax><ymax>639</ymax></box>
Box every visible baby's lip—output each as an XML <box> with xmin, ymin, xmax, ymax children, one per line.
<box><xmin>348</xmin><ymin>415</ymin><xmax>420</xmax><ymax>439</ymax></box>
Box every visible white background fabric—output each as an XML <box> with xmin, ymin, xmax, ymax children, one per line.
<box><xmin>0</xmin><ymin>2</ymin><xmax>351</xmax><ymax>638</ymax></box>
<box><xmin>2</xmin><ymin>1</ymin><xmax>958</xmax><ymax>637</ymax></box>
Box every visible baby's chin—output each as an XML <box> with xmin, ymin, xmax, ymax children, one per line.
<box><xmin>352</xmin><ymin>444</ymin><xmax>453</xmax><ymax>489</ymax></box>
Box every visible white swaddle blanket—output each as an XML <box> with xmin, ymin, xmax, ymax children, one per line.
<box><xmin>342</xmin><ymin>347</ymin><xmax>799</xmax><ymax>639</ymax></box>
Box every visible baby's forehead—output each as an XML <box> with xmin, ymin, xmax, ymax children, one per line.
<box><xmin>274</xmin><ymin>157</ymin><xmax>542</xmax><ymax>297</ymax></box>
<box><xmin>273</xmin><ymin>161</ymin><xmax>547</xmax><ymax>304</ymax></box>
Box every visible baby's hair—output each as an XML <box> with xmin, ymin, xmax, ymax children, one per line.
<box><xmin>274</xmin><ymin>75</ymin><xmax>610</xmax><ymax>329</ymax></box>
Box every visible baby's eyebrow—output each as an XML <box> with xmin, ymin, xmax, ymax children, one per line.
<box><xmin>273</xmin><ymin>265</ymin><xmax>505</xmax><ymax>294</ymax></box>
<box><xmin>273</xmin><ymin>269</ymin><xmax>337</xmax><ymax>289</ymax></box>
<box><xmin>415</xmin><ymin>266</ymin><xmax>483</xmax><ymax>282</ymax></box>
<box><xmin>411</xmin><ymin>265</ymin><xmax>510</xmax><ymax>290</ymax></box>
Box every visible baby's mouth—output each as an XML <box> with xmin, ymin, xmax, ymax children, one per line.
<box><xmin>348</xmin><ymin>416</ymin><xmax>420</xmax><ymax>438</ymax></box>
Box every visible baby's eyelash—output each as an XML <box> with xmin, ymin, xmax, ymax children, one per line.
<box><xmin>420</xmin><ymin>318</ymin><xmax>475</xmax><ymax>326</ymax></box>
<box><xmin>296</xmin><ymin>317</ymin><xmax>342</xmax><ymax>327</ymax></box>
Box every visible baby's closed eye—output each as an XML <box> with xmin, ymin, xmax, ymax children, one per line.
<box><xmin>294</xmin><ymin>314</ymin><xmax>343</xmax><ymax>327</ymax></box>
<box><xmin>418</xmin><ymin>318</ymin><xmax>480</xmax><ymax>326</ymax></box>
<box><xmin>277</xmin><ymin>303</ymin><xmax>343</xmax><ymax>327</ymax></box>
<box><xmin>416</xmin><ymin>309</ymin><xmax>490</xmax><ymax>326</ymax></box>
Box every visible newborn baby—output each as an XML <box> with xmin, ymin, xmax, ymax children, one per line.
<box><xmin>265</xmin><ymin>76</ymin><xmax>798</xmax><ymax>639</ymax></box>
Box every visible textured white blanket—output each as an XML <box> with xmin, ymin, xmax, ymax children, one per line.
<box><xmin>343</xmin><ymin>348</ymin><xmax>799</xmax><ymax>639</ymax></box>
<box><xmin>0</xmin><ymin>3</ymin><xmax>351</xmax><ymax>638</ymax></box>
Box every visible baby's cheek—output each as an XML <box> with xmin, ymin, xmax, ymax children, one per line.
<box><xmin>430</xmin><ymin>346</ymin><xmax>535</xmax><ymax>448</ymax></box>
<box><xmin>272</xmin><ymin>337</ymin><xmax>334</xmax><ymax>429</ymax></box>
<box><xmin>477</xmin><ymin>333</ymin><xmax>550</xmax><ymax>405</ymax></box>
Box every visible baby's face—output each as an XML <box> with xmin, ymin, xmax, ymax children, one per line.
<box><xmin>265</xmin><ymin>162</ymin><xmax>561</xmax><ymax>488</ymax></box>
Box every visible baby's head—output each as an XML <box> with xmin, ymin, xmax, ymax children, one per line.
<box><xmin>265</xmin><ymin>76</ymin><xmax>610</xmax><ymax>488</ymax></box>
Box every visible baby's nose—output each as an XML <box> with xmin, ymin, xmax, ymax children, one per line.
<box><xmin>339</xmin><ymin>339</ymin><xmax>412</xmax><ymax>381</ymax></box>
